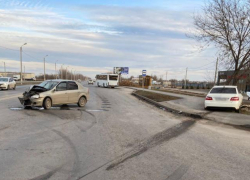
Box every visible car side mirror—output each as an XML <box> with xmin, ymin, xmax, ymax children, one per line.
<box><xmin>52</xmin><ymin>89</ymin><xmax>56</xmax><ymax>92</ymax></box>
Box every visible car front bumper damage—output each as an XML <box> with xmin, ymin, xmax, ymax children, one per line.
<box><xmin>18</xmin><ymin>97</ymin><xmax>44</xmax><ymax>107</ymax></box>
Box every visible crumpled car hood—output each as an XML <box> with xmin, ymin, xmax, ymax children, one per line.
<box><xmin>18</xmin><ymin>85</ymin><xmax>48</xmax><ymax>105</ymax></box>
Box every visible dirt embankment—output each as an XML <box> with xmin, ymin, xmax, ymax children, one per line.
<box><xmin>135</xmin><ymin>90</ymin><xmax>180</xmax><ymax>102</ymax></box>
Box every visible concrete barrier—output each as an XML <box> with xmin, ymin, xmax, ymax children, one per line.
<box><xmin>15</xmin><ymin>81</ymin><xmax>43</xmax><ymax>86</ymax></box>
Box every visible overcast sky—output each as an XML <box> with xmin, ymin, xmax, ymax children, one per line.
<box><xmin>0</xmin><ymin>0</ymin><xmax>219</xmax><ymax>81</ymax></box>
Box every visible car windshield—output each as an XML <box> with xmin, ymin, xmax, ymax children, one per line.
<box><xmin>210</xmin><ymin>87</ymin><xmax>237</xmax><ymax>94</ymax></box>
<box><xmin>0</xmin><ymin>78</ymin><xmax>8</xmax><ymax>82</ymax></box>
<box><xmin>38</xmin><ymin>81</ymin><xmax>59</xmax><ymax>90</ymax></box>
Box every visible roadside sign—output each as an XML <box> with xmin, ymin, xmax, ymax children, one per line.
<box><xmin>142</xmin><ymin>70</ymin><xmax>147</xmax><ymax>77</ymax></box>
<box><xmin>114</xmin><ymin>67</ymin><xmax>129</xmax><ymax>74</ymax></box>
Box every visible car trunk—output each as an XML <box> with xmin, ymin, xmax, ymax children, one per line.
<box><xmin>209</xmin><ymin>93</ymin><xmax>238</xmax><ymax>103</ymax></box>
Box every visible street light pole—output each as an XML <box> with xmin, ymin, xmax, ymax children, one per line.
<box><xmin>61</xmin><ymin>64</ymin><xmax>64</xmax><ymax>79</ymax></box>
<box><xmin>20</xmin><ymin>43</ymin><xmax>27</xmax><ymax>84</ymax></box>
<box><xmin>55</xmin><ymin>60</ymin><xmax>58</xmax><ymax>79</ymax></box>
<box><xmin>44</xmin><ymin>55</ymin><xmax>48</xmax><ymax>81</ymax></box>
<box><xmin>65</xmin><ymin>66</ymin><xmax>69</xmax><ymax>80</ymax></box>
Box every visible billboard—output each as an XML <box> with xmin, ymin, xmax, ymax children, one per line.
<box><xmin>114</xmin><ymin>67</ymin><xmax>129</xmax><ymax>75</ymax></box>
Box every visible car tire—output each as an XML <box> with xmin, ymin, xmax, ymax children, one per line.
<box><xmin>43</xmin><ymin>98</ymin><xmax>52</xmax><ymax>110</ymax></box>
<box><xmin>13</xmin><ymin>85</ymin><xmax>16</xmax><ymax>90</ymax></box>
<box><xmin>78</xmin><ymin>96</ymin><xmax>86</xmax><ymax>107</ymax></box>
<box><xmin>7</xmin><ymin>85</ymin><xmax>10</xmax><ymax>90</ymax></box>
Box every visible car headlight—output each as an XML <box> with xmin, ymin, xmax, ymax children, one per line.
<box><xmin>31</xmin><ymin>94</ymin><xmax>40</xmax><ymax>99</ymax></box>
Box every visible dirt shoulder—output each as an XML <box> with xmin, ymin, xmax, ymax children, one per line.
<box><xmin>135</xmin><ymin>90</ymin><xmax>180</xmax><ymax>102</ymax></box>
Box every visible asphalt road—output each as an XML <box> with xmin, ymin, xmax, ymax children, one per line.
<box><xmin>0</xmin><ymin>83</ymin><xmax>250</xmax><ymax>180</ymax></box>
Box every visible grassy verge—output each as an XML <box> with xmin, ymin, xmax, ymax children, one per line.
<box><xmin>135</xmin><ymin>90</ymin><xmax>180</xmax><ymax>102</ymax></box>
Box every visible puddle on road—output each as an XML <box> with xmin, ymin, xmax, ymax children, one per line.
<box><xmin>86</xmin><ymin>109</ymin><xmax>108</xmax><ymax>112</ymax></box>
<box><xmin>10</xmin><ymin>107</ymin><xmax>24</xmax><ymax>111</ymax></box>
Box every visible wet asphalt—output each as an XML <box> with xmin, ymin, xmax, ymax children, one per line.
<box><xmin>0</xmin><ymin>82</ymin><xmax>250</xmax><ymax>180</ymax></box>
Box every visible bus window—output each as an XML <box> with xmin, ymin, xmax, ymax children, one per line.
<box><xmin>109</xmin><ymin>75</ymin><xmax>118</xmax><ymax>81</ymax></box>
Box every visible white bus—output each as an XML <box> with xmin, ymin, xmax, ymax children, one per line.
<box><xmin>96</xmin><ymin>74</ymin><xmax>119</xmax><ymax>88</ymax></box>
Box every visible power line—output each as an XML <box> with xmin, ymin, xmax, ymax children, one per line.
<box><xmin>0</xmin><ymin>45</ymin><xmax>19</xmax><ymax>52</ymax></box>
<box><xmin>191</xmin><ymin>64</ymin><xmax>215</xmax><ymax>71</ymax></box>
<box><xmin>189</xmin><ymin>60</ymin><xmax>215</xmax><ymax>70</ymax></box>
<box><xmin>22</xmin><ymin>51</ymin><xmax>42</xmax><ymax>61</ymax></box>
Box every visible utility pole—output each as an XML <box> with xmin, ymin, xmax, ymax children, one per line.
<box><xmin>71</xmin><ymin>69</ymin><xmax>73</xmax><ymax>80</ymax></box>
<box><xmin>43</xmin><ymin>55</ymin><xmax>48</xmax><ymax>81</ymax></box>
<box><xmin>184</xmin><ymin>68</ymin><xmax>188</xmax><ymax>89</ymax></box>
<box><xmin>166</xmin><ymin>71</ymin><xmax>168</xmax><ymax>81</ymax></box>
<box><xmin>4</xmin><ymin>62</ymin><xmax>6</xmax><ymax>76</ymax></box>
<box><xmin>214</xmin><ymin>58</ymin><xmax>219</xmax><ymax>85</ymax></box>
<box><xmin>55</xmin><ymin>60</ymin><xmax>58</xmax><ymax>79</ymax></box>
<box><xmin>20</xmin><ymin>43</ymin><xmax>27</xmax><ymax>84</ymax></box>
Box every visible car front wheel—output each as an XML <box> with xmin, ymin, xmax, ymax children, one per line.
<box><xmin>78</xmin><ymin>96</ymin><xmax>86</xmax><ymax>107</ymax></box>
<box><xmin>43</xmin><ymin>98</ymin><xmax>52</xmax><ymax>110</ymax></box>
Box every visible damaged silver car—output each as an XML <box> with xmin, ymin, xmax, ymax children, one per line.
<box><xmin>18</xmin><ymin>80</ymin><xmax>89</xmax><ymax>109</ymax></box>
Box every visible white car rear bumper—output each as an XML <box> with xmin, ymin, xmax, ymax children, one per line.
<box><xmin>205</xmin><ymin>101</ymin><xmax>242</xmax><ymax>110</ymax></box>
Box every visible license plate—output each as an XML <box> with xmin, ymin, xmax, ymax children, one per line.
<box><xmin>216</xmin><ymin>98</ymin><xmax>228</xmax><ymax>101</ymax></box>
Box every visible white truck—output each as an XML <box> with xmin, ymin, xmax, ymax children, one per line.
<box><xmin>13</xmin><ymin>75</ymin><xmax>21</xmax><ymax>81</ymax></box>
<box><xmin>13</xmin><ymin>74</ymin><xmax>36</xmax><ymax>81</ymax></box>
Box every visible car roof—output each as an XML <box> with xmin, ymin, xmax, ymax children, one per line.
<box><xmin>213</xmin><ymin>86</ymin><xmax>237</xmax><ymax>88</ymax></box>
<box><xmin>0</xmin><ymin>77</ymin><xmax>10</xmax><ymax>79</ymax></box>
<box><xmin>45</xmin><ymin>79</ymin><xmax>77</xmax><ymax>83</ymax></box>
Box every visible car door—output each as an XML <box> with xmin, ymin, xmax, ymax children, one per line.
<box><xmin>8</xmin><ymin>78</ymin><xmax>13</xmax><ymax>88</ymax></box>
<box><xmin>52</xmin><ymin>82</ymin><xmax>69</xmax><ymax>105</ymax></box>
<box><xmin>67</xmin><ymin>81</ymin><xmax>80</xmax><ymax>103</ymax></box>
<box><xmin>10</xmin><ymin>78</ymin><xmax>15</xmax><ymax>88</ymax></box>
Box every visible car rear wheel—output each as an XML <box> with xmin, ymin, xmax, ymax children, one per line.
<box><xmin>235</xmin><ymin>108</ymin><xmax>240</xmax><ymax>113</ymax></box>
<box><xmin>43</xmin><ymin>98</ymin><xmax>52</xmax><ymax>110</ymax></box>
<box><xmin>78</xmin><ymin>96</ymin><xmax>87</xmax><ymax>107</ymax></box>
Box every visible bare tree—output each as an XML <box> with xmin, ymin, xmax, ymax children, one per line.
<box><xmin>192</xmin><ymin>0</ymin><xmax>250</xmax><ymax>85</ymax></box>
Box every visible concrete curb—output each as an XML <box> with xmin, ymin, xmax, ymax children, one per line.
<box><xmin>132</xmin><ymin>91</ymin><xmax>203</xmax><ymax>119</ymax></box>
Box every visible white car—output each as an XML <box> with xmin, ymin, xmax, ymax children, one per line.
<box><xmin>0</xmin><ymin>77</ymin><xmax>16</xmax><ymax>90</ymax></box>
<box><xmin>247</xmin><ymin>91</ymin><xmax>250</xmax><ymax>100</ymax></box>
<box><xmin>204</xmin><ymin>86</ymin><xmax>243</xmax><ymax>112</ymax></box>
<box><xmin>88</xmin><ymin>80</ymin><xmax>94</xmax><ymax>85</ymax></box>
